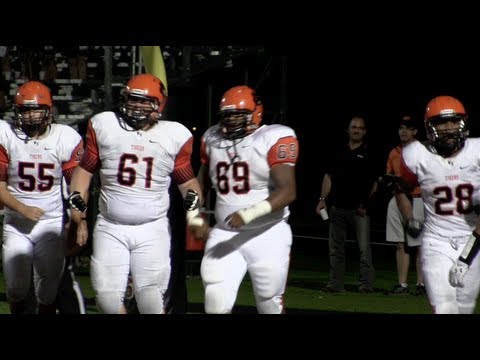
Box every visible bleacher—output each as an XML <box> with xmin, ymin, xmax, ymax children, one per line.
<box><xmin>0</xmin><ymin>45</ymin><xmax>267</xmax><ymax>131</ymax></box>
<box><xmin>1</xmin><ymin>45</ymin><xmax>133</xmax><ymax>131</ymax></box>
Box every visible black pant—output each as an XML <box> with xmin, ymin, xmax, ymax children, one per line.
<box><xmin>328</xmin><ymin>206</ymin><xmax>375</xmax><ymax>290</ymax></box>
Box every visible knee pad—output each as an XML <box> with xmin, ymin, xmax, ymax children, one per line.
<box><xmin>133</xmin><ymin>264</ymin><xmax>170</xmax><ymax>314</ymax></box>
<box><xmin>201</xmin><ymin>260</ymin><xmax>224</xmax><ymax>284</ymax></box>
<box><xmin>249</xmin><ymin>263</ymin><xmax>286</xmax><ymax>300</ymax></box>
<box><xmin>135</xmin><ymin>286</ymin><xmax>164</xmax><ymax>314</ymax></box>
<box><xmin>204</xmin><ymin>283</ymin><xmax>231</xmax><ymax>314</ymax></box>
<box><xmin>256</xmin><ymin>296</ymin><xmax>284</xmax><ymax>314</ymax></box>
<box><xmin>37</xmin><ymin>285</ymin><xmax>60</xmax><ymax>307</ymax></box>
<box><xmin>96</xmin><ymin>291</ymin><xmax>124</xmax><ymax>314</ymax></box>
<box><xmin>435</xmin><ymin>302</ymin><xmax>459</xmax><ymax>314</ymax></box>
<box><xmin>201</xmin><ymin>261</ymin><xmax>232</xmax><ymax>314</ymax></box>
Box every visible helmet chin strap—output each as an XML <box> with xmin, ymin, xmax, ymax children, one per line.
<box><xmin>427</xmin><ymin>118</ymin><xmax>468</xmax><ymax>158</ymax></box>
<box><xmin>17</xmin><ymin>117</ymin><xmax>51</xmax><ymax>139</ymax></box>
<box><xmin>435</xmin><ymin>144</ymin><xmax>459</xmax><ymax>157</ymax></box>
<box><xmin>125</xmin><ymin>110</ymin><xmax>160</xmax><ymax>130</ymax></box>
<box><xmin>220</xmin><ymin>112</ymin><xmax>255</xmax><ymax>140</ymax></box>
<box><xmin>18</xmin><ymin>123</ymin><xmax>50</xmax><ymax>142</ymax></box>
<box><xmin>433</xmin><ymin>135</ymin><xmax>465</xmax><ymax>158</ymax></box>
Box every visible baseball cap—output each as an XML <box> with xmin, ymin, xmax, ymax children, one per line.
<box><xmin>399</xmin><ymin>115</ymin><xmax>418</xmax><ymax>129</ymax></box>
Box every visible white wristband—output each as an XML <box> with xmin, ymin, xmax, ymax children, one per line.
<box><xmin>186</xmin><ymin>208</ymin><xmax>205</xmax><ymax>227</ymax></box>
<box><xmin>237</xmin><ymin>200</ymin><xmax>272</xmax><ymax>225</ymax></box>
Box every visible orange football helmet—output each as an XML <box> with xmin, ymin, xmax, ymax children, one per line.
<box><xmin>218</xmin><ymin>85</ymin><xmax>263</xmax><ymax>140</ymax></box>
<box><xmin>120</xmin><ymin>73</ymin><xmax>167</xmax><ymax>129</ymax></box>
<box><xmin>14</xmin><ymin>81</ymin><xmax>53</xmax><ymax>137</ymax></box>
<box><xmin>424</xmin><ymin>95</ymin><xmax>468</xmax><ymax>157</ymax></box>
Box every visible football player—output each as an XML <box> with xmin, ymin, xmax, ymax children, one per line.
<box><xmin>68</xmin><ymin>74</ymin><xmax>202</xmax><ymax>314</ymax></box>
<box><xmin>396</xmin><ymin>96</ymin><xmax>480</xmax><ymax>313</ymax></box>
<box><xmin>186</xmin><ymin>85</ymin><xmax>298</xmax><ymax>314</ymax></box>
<box><xmin>0</xmin><ymin>81</ymin><xmax>83</xmax><ymax>314</ymax></box>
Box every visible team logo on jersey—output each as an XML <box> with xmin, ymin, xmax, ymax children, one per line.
<box><xmin>445</xmin><ymin>174</ymin><xmax>459</xmax><ymax>181</ymax></box>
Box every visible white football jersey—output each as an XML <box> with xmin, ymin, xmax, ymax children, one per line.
<box><xmin>0</xmin><ymin>121</ymin><xmax>83</xmax><ymax>219</ymax></box>
<box><xmin>201</xmin><ymin>124</ymin><xmax>298</xmax><ymax>231</ymax></box>
<box><xmin>86</xmin><ymin>112</ymin><xmax>193</xmax><ymax>225</ymax></box>
<box><xmin>401</xmin><ymin>139</ymin><xmax>480</xmax><ymax>240</ymax></box>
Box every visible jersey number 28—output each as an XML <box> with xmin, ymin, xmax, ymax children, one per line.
<box><xmin>434</xmin><ymin>183</ymin><xmax>474</xmax><ymax>215</ymax></box>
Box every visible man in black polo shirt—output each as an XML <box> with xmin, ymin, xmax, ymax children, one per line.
<box><xmin>316</xmin><ymin>115</ymin><xmax>377</xmax><ymax>293</ymax></box>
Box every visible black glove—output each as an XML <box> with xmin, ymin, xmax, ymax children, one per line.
<box><xmin>380</xmin><ymin>174</ymin><xmax>397</xmax><ymax>192</ymax></box>
<box><xmin>380</xmin><ymin>174</ymin><xmax>415</xmax><ymax>194</ymax></box>
<box><xmin>395</xmin><ymin>177</ymin><xmax>415</xmax><ymax>194</ymax></box>
<box><xmin>184</xmin><ymin>189</ymin><xmax>200</xmax><ymax>211</ymax></box>
<box><xmin>405</xmin><ymin>219</ymin><xmax>423</xmax><ymax>238</ymax></box>
<box><xmin>68</xmin><ymin>191</ymin><xmax>87</xmax><ymax>213</ymax></box>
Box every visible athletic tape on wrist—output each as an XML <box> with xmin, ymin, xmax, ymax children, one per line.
<box><xmin>186</xmin><ymin>208</ymin><xmax>205</xmax><ymax>227</ymax></box>
<box><xmin>237</xmin><ymin>200</ymin><xmax>272</xmax><ymax>225</ymax></box>
<box><xmin>459</xmin><ymin>232</ymin><xmax>480</xmax><ymax>266</ymax></box>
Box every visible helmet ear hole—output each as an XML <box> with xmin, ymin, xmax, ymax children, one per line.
<box><xmin>160</xmin><ymin>82</ymin><xmax>167</xmax><ymax>98</ymax></box>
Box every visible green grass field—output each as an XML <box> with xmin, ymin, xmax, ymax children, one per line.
<box><xmin>0</xmin><ymin>233</ymin><xmax>477</xmax><ymax>314</ymax></box>
<box><xmin>183</xmin><ymin>239</ymin><xmax>434</xmax><ymax>314</ymax></box>
<box><xmin>183</xmin><ymin>237</ymin><xmax>480</xmax><ymax>314</ymax></box>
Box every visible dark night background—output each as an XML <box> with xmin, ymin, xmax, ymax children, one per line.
<box><xmin>2</xmin><ymin>10</ymin><xmax>478</xmax><ymax>337</ymax></box>
<box><xmin>161</xmin><ymin>34</ymin><xmax>480</xmax><ymax>234</ymax></box>
<box><xmin>4</xmin><ymin>15</ymin><xmax>478</xmax><ymax>237</ymax></box>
